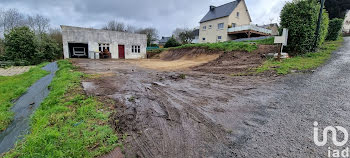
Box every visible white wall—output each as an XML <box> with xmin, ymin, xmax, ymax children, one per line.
<box><xmin>343</xmin><ymin>11</ymin><xmax>350</xmax><ymax>33</ymax></box>
<box><xmin>61</xmin><ymin>25</ymin><xmax>147</xmax><ymax>59</ymax></box>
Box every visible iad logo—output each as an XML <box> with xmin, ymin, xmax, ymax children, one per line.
<box><xmin>314</xmin><ymin>121</ymin><xmax>349</xmax><ymax>147</ymax></box>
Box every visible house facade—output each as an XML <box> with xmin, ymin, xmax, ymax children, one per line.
<box><xmin>343</xmin><ymin>10</ymin><xmax>350</xmax><ymax>34</ymax></box>
<box><xmin>61</xmin><ymin>25</ymin><xmax>147</xmax><ymax>59</ymax></box>
<box><xmin>199</xmin><ymin>0</ymin><xmax>252</xmax><ymax>43</ymax></box>
<box><xmin>199</xmin><ymin>0</ymin><xmax>273</xmax><ymax>43</ymax></box>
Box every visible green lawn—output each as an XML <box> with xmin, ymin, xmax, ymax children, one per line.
<box><xmin>0</xmin><ymin>64</ymin><xmax>49</xmax><ymax>131</ymax></box>
<box><xmin>256</xmin><ymin>38</ymin><xmax>344</xmax><ymax>75</ymax></box>
<box><xmin>4</xmin><ymin>60</ymin><xmax>119</xmax><ymax>158</ymax></box>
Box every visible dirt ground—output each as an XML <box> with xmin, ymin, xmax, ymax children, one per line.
<box><xmin>72</xmin><ymin>48</ymin><xmax>281</xmax><ymax>157</ymax></box>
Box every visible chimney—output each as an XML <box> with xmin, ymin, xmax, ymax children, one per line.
<box><xmin>210</xmin><ymin>5</ymin><xmax>215</xmax><ymax>11</ymax></box>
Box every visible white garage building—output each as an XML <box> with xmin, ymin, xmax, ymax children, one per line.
<box><xmin>61</xmin><ymin>25</ymin><xmax>147</xmax><ymax>59</ymax></box>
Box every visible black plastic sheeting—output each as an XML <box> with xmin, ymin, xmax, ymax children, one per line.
<box><xmin>0</xmin><ymin>62</ymin><xmax>58</xmax><ymax>154</ymax></box>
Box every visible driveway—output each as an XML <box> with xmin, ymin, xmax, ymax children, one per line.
<box><xmin>234</xmin><ymin>37</ymin><xmax>350</xmax><ymax>157</ymax></box>
<box><xmin>73</xmin><ymin>37</ymin><xmax>349</xmax><ymax>158</ymax></box>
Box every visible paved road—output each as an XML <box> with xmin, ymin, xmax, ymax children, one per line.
<box><xmin>234</xmin><ymin>38</ymin><xmax>350</xmax><ymax>157</ymax></box>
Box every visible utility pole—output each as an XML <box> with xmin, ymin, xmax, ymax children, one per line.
<box><xmin>313</xmin><ymin>0</ymin><xmax>326</xmax><ymax>51</ymax></box>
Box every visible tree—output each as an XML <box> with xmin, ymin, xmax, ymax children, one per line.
<box><xmin>280</xmin><ymin>0</ymin><xmax>329</xmax><ymax>55</ymax></box>
<box><xmin>326</xmin><ymin>18</ymin><xmax>344</xmax><ymax>41</ymax></box>
<box><xmin>172</xmin><ymin>28</ymin><xmax>186</xmax><ymax>42</ymax></box>
<box><xmin>164</xmin><ymin>36</ymin><xmax>181</xmax><ymax>48</ymax></box>
<box><xmin>38</xmin><ymin>33</ymin><xmax>62</xmax><ymax>61</ymax></box>
<box><xmin>0</xmin><ymin>9</ymin><xmax>26</xmax><ymax>33</ymax></box>
<box><xmin>173</xmin><ymin>28</ymin><xmax>195</xmax><ymax>44</ymax></box>
<box><xmin>178</xmin><ymin>30</ymin><xmax>195</xmax><ymax>44</ymax></box>
<box><xmin>324</xmin><ymin>0</ymin><xmax>350</xmax><ymax>19</ymax></box>
<box><xmin>0</xmin><ymin>38</ymin><xmax>4</xmax><ymax>56</ymax></box>
<box><xmin>137</xmin><ymin>28</ymin><xmax>159</xmax><ymax>46</ymax></box>
<box><xmin>4</xmin><ymin>26</ymin><xmax>38</xmax><ymax>64</ymax></box>
<box><xmin>27</xmin><ymin>14</ymin><xmax>50</xmax><ymax>35</ymax></box>
<box><xmin>102</xmin><ymin>20</ymin><xmax>126</xmax><ymax>32</ymax></box>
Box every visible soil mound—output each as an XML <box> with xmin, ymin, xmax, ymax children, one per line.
<box><xmin>154</xmin><ymin>45</ymin><xmax>279</xmax><ymax>74</ymax></box>
<box><xmin>194</xmin><ymin>45</ymin><xmax>279</xmax><ymax>74</ymax></box>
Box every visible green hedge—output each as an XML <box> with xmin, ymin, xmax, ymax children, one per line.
<box><xmin>280</xmin><ymin>0</ymin><xmax>329</xmax><ymax>55</ymax></box>
<box><xmin>326</xmin><ymin>18</ymin><xmax>344</xmax><ymax>41</ymax></box>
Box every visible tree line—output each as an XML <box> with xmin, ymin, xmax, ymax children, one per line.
<box><xmin>0</xmin><ymin>8</ymin><xmax>62</xmax><ymax>65</ymax></box>
<box><xmin>102</xmin><ymin>20</ymin><xmax>197</xmax><ymax>48</ymax></box>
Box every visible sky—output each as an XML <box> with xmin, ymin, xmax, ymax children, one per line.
<box><xmin>0</xmin><ymin>0</ymin><xmax>292</xmax><ymax>37</ymax></box>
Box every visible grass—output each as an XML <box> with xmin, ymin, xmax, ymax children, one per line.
<box><xmin>256</xmin><ymin>37</ymin><xmax>344</xmax><ymax>75</ymax></box>
<box><xmin>0</xmin><ymin>63</ymin><xmax>49</xmax><ymax>132</ymax></box>
<box><xmin>147</xmin><ymin>41</ymin><xmax>259</xmax><ymax>55</ymax></box>
<box><xmin>174</xmin><ymin>41</ymin><xmax>258</xmax><ymax>52</ymax></box>
<box><xmin>4</xmin><ymin>60</ymin><xmax>119</xmax><ymax>158</ymax></box>
<box><xmin>243</xmin><ymin>37</ymin><xmax>275</xmax><ymax>45</ymax></box>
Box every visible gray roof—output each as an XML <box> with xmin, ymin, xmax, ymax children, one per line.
<box><xmin>159</xmin><ymin>37</ymin><xmax>171</xmax><ymax>43</ymax></box>
<box><xmin>200</xmin><ymin>0</ymin><xmax>241</xmax><ymax>23</ymax></box>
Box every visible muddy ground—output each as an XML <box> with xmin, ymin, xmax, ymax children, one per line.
<box><xmin>73</xmin><ymin>54</ymin><xmax>282</xmax><ymax>157</ymax></box>
<box><xmin>73</xmin><ymin>39</ymin><xmax>350</xmax><ymax>158</ymax></box>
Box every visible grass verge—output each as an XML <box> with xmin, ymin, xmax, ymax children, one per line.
<box><xmin>4</xmin><ymin>60</ymin><xmax>119</xmax><ymax>158</ymax></box>
<box><xmin>256</xmin><ymin>38</ymin><xmax>344</xmax><ymax>75</ymax></box>
<box><xmin>174</xmin><ymin>41</ymin><xmax>258</xmax><ymax>52</ymax></box>
<box><xmin>147</xmin><ymin>41</ymin><xmax>259</xmax><ymax>55</ymax></box>
<box><xmin>243</xmin><ymin>37</ymin><xmax>275</xmax><ymax>45</ymax></box>
<box><xmin>0</xmin><ymin>63</ymin><xmax>49</xmax><ymax>131</ymax></box>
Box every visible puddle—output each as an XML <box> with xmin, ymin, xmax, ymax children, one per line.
<box><xmin>0</xmin><ymin>62</ymin><xmax>58</xmax><ymax>154</ymax></box>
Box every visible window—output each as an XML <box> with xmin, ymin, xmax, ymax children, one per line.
<box><xmin>202</xmin><ymin>38</ymin><xmax>206</xmax><ymax>41</ymax></box>
<box><xmin>132</xmin><ymin>45</ymin><xmax>140</xmax><ymax>53</ymax></box>
<box><xmin>218</xmin><ymin>36</ymin><xmax>222</xmax><ymax>40</ymax></box>
<box><xmin>99</xmin><ymin>43</ymin><xmax>110</xmax><ymax>52</ymax></box>
<box><xmin>209</xmin><ymin>25</ymin><xmax>212</xmax><ymax>29</ymax></box>
<box><xmin>237</xmin><ymin>12</ymin><xmax>240</xmax><ymax>18</ymax></box>
<box><xmin>218</xmin><ymin>23</ymin><xmax>224</xmax><ymax>29</ymax></box>
<box><xmin>232</xmin><ymin>23</ymin><xmax>236</xmax><ymax>27</ymax></box>
<box><xmin>203</xmin><ymin>26</ymin><xmax>206</xmax><ymax>30</ymax></box>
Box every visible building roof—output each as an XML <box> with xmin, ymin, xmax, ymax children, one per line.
<box><xmin>200</xmin><ymin>0</ymin><xmax>241</xmax><ymax>23</ymax></box>
<box><xmin>159</xmin><ymin>36</ymin><xmax>171</xmax><ymax>43</ymax></box>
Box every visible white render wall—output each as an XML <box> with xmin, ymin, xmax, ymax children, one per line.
<box><xmin>61</xmin><ymin>25</ymin><xmax>147</xmax><ymax>59</ymax></box>
<box><xmin>343</xmin><ymin>11</ymin><xmax>350</xmax><ymax>33</ymax></box>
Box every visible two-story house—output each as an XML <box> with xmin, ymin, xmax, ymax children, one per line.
<box><xmin>199</xmin><ymin>0</ymin><xmax>271</xmax><ymax>43</ymax></box>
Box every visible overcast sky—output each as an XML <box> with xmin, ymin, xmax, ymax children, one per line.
<box><xmin>0</xmin><ymin>0</ymin><xmax>291</xmax><ymax>37</ymax></box>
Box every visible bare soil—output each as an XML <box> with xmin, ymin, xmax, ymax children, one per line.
<box><xmin>73</xmin><ymin>51</ymin><xmax>280</xmax><ymax>157</ymax></box>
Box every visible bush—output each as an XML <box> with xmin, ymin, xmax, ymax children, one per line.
<box><xmin>280</xmin><ymin>0</ymin><xmax>329</xmax><ymax>55</ymax></box>
<box><xmin>4</xmin><ymin>26</ymin><xmax>39</xmax><ymax>65</ymax></box>
<box><xmin>164</xmin><ymin>37</ymin><xmax>181</xmax><ymax>48</ymax></box>
<box><xmin>0</xmin><ymin>38</ymin><xmax>4</xmax><ymax>57</ymax></box>
<box><xmin>326</xmin><ymin>18</ymin><xmax>344</xmax><ymax>41</ymax></box>
<box><xmin>4</xmin><ymin>27</ymin><xmax>63</xmax><ymax>65</ymax></box>
<box><xmin>38</xmin><ymin>34</ymin><xmax>62</xmax><ymax>62</ymax></box>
